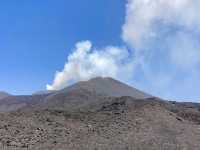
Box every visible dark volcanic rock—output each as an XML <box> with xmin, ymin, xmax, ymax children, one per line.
<box><xmin>0</xmin><ymin>77</ymin><xmax>151</xmax><ymax>112</ymax></box>
<box><xmin>43</xmin><ymin>77</ymin><xmax>151</xmax><ymax>111</ymax></box>
<box><xmin>0</xmin><ymin>97</ymin><xmax>199</xmax><ymax>150</ymax></box>
<box><xmin>0</xmin><ymin>77</ymin><xmax>199</xmax><ymax>149</ymax></box>
<box><xmin>0</xmin><ymin>95</ymin><xmax>48</xmax><ymax>112</ymax></box>
<box><xmin>60</xmin><ymin>77</ymin><xmax>151</xmax><ymax>98</ymax></box>
<box><xmin>168</xmin><ymin>101</ymin><xmax>200</xmax><ymax>124</ymax></box>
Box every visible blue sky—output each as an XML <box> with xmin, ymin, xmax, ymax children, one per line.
<box><xmin>0</xmin><ymin>0</ymin><xmax>125</xmax><ymax>94</ymax></box>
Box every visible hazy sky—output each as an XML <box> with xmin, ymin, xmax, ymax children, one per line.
<box><xmin>0</xmin><ymin>0</ymin><xmax>200</xmax><ymax>102</ymax></box>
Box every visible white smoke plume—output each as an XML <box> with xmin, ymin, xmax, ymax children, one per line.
<box><xmin>123</xmin><ymin>0</ymin><xmax>200</xmax><ymax>67</ymax></box>
<box><xmin>121</xmin><ymin>0</ymin><xmax>200</xmax><ymax>100</ymax></box>
<box><xmin>47</xmin><ymin>41</ymin><xmax>134</xmax><ymax>90</ymax></box>
<box><xmin>123</xmin><ymin>0</ymin><xmax>200</xmax><ymax>48</ymax></box>
<box><xmin>47</xmin><ymin>0</ymin><xmax>200</xmax><ymax>100</ymax></box>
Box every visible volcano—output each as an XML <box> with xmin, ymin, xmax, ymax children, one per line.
<box><xmin>0</xmin><ymin>77</ymin><xmax>199</xmax><ymax>150</ymax></box>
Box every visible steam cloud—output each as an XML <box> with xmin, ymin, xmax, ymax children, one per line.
<box><xmin>47</xmin><ymin>0</ymin><xmax>200</xmax><ymax>100</ymax></box>
<box><xmin>47</xmin><ymin>41</ymin><xmax>134</xmax><ymax>90</ymax></box>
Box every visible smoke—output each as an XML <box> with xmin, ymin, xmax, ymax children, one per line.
<box><xmin>120</xmin><ymin>0</ymin><xmax>200</xmax><ymax>100</ymax></box>
<box><xmin>47</xmin><ymin>41</ymin><xmax>134</xmax><ymax>90</ymax></box>
<box><xmin>122</xmin><ymin>0</ymin><xmax>200</xmax><ymax>68</ymax></box>
<box><xmin>123</xmin><ymin>0</ymin><xmax>200</xmax><ymax>48</ymax></box>
<box><xmin>47</xmin><ymin>0</ymin><xmax>200</xmax><ymax>100</ymax></box>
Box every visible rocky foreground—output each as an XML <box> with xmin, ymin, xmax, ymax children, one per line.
<box><xmin>0</xmin><ymin>97</ymin><xmax>200</xmax><ymax>150</ymax></box>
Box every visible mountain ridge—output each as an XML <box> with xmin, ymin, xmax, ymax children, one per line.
<box><xmin>59</xmin><ymin>77</ymin><xmax>151</xmax><ymax>98</ymax></box>
<box><xmin>42</xmin><ymin>77</ymin><xmax>152</xmax><ymax>111</ymax></box>
<box><xmin>0</xmin><ymin>91</ymin><xmax>10</xmax><ymax>100</ymax></box>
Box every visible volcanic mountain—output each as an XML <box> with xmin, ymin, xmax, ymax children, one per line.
<box><xmin>0</xmin><ymin>77</ymin><xmax>199</xmax><ymax>150</ymax></box>
<box><xmin>0</xmin><ymin>77</ymin><xmax>150</xmax><ymax>112</ymax></box>
<box><xmin>60</xmin><ymin>77</ymin><xmax>150</xmax><ymax>98</ymax></box>
<box><xmin>42</xmin><ymin>77</ymin><xmax>151</xmax><ymax>111</ymax></box>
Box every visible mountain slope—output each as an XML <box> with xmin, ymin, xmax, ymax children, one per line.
<box><xmin>0</xmin><ymin>95</ymin><xmax>48</xmax><ymax>112</ymax></box>
<box><xmin>32</xmin><ymin>90</ymin><xmax>56</xmax><ymax>95</ymax></box>
<box><xmin>0</xmin><ymin>91</ymin><xmax>10</xmax><ymax>100</ymax></box>
<box><xmin>0</xmin><ymin>97</ymin><xmax>199</xmax><ymax>150</ymax></box>
<box><xmin>43</xmin><ymin>77</ymin><xmax>151</xmax><ymax>111</ymax></box>
<box><xmin>0</xmin><ymin>77</ymin><xmax>199</xmax><ymax>149</ymax></box>
<box><xmin>60</xmin><ymin>77</ymin><xmax>151</xmax><ymax>98</ymax></box>
<box><xmin>0</xmin><ymin>77</ymin><xmax>151</xmax><ymax>112</ymax></box>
